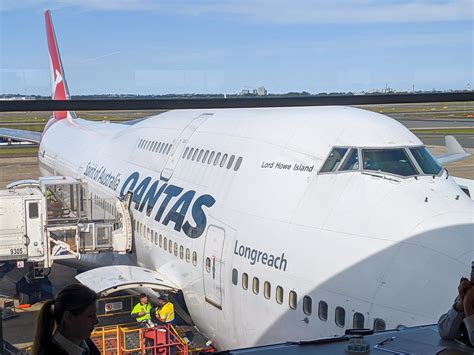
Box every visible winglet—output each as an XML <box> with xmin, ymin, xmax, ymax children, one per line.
<box><xmin>435</xmin><ymin>135</ymin><xmax>471</xmax><ymax>166</ymax></box>
<box><xmin>45</xmin><ymin>10</ymin><xmax>76</xmax><ymax>120</ymax></box>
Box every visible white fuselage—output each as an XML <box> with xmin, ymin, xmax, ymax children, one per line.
<box><xmin>38</xmin><ymin>106</ymin><xmax>474</xmax><ymax>350</ymax></box>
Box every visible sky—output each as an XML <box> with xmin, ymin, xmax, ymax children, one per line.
<box><xmin>0</xmin><ymin>0</ymin><xmax>473</xmax><ymax>95</ymax></box>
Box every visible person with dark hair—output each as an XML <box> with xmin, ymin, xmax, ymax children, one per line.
<box><xmin>438</xmin><ymin>277</ymin><xmax>474</xmax><ymax>347</ymax></box>
<box><xmin>156</xmin><ymin>294</ymin><xmax>175</xmax><ymax>325</ymax></box>
<box><xmin>131</xmin><ymin>293</ymin><xmax>153</xmax><ymax>327</ymax></box>
<box><xmin>32</xmin><ymin>283</ymin><xmax>100</xmax><ymax>355</ymax></box>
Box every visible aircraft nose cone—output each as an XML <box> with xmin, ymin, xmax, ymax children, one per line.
<box><xmin>409</xmin><ymin>211</ymin><xmax>474</xmax><ymax>265</ymax></box>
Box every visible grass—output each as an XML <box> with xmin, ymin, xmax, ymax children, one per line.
<box><xmin>0</xmin><ymin>146</ymin><xmax>39</xmax><ymax>156</ymax></box>
<box><xmin>411</xmin><ymin>128</ymin><xmax>474</xmax><ymax>135</ymax></box>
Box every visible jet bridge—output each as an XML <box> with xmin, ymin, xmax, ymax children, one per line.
<box><xmin>0</xmin><ymin>176</ymin><xmax>133</xmax><ymax>279</ymax></box>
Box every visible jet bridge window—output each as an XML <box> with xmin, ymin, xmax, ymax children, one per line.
<box><xmin>362</xmin><ymin>148</ymin><xmax>418</xmax><ymax>177</ymax></box>
<box><xmin>339</xmin><ymin>148</ymin><xmax>359</xmax><ymax>171</ymax></box>
<box><xmin>320</xmin><ymin>148</ymin><xmax>348</xmax><ymax>173</ymax></box>
<box><xmin>409</xmin><ymin>146</ymin><xmax>442</xmax><ymax>175</ymax></box>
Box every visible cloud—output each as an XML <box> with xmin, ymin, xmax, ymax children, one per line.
<box><xmin>2</xmin><ymin>0</ymin><xmax>473</xmax><ymax>24</ymax></box>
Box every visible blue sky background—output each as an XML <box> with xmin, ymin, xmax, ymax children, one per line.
<box><xmin>1</xmin><ymin>0</ymin><xmax>473</xmax><ymax>95</ymax></box>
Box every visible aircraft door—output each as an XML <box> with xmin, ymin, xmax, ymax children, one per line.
<box><xmin>203</xmin><ymin>225</ymin><xmax>225</xmax><ymax>309</ymax></box>
<box><xmin>161</xmin><ymin>113</ymin><xmax>213</xmax><ymax>181</ymax></box>
<box><xmin>25</xmin><ymin>199</ymin><xmax>43</xmax><ymax>258</ymax></box>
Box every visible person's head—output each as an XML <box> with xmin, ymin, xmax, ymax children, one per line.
<box><xmin>158</xmin><ymin>294</ymin><xmax>168</xmax><ymax>305</ymax></box>
<box><xmin>139</xmin><ymin>293</ymin><xmax>148</xmax><ymax>304</ymax></box>
<box><xmin>32</xmin><ymin>284</ymin><xmax>99</xmax><ymax>354</ymax></box>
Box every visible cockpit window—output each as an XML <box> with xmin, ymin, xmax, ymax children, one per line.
<box><xmin>320</xmin><ymin>148</ymin><xmax>348</xmax><ymax>173</ymax></box>
<box><xmin>339</xmin><ymin>148</ymin><xmax>359</xmax><ymax>171</ymax></box>
<box><xmin>409</xmin><ymin>147</ymin><xmax>442</xmax><ymax>175</ymax></box>
<box><xmin>362</xmin><ymin>149</ymin><xmax>418</xmax><ymax>177</ymax></box>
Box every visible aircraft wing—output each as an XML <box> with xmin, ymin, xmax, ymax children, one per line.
<box><xmin>0</xmin><ymin>127</ymin><xmax>41</xmax><ymax>144</ymax></box>
<box><xmin>75</xmin><ymin>265</ymin><xmax>180</xmax><ymax>295</ymax></box>
<box><xmin>435</xmin><ymin>135</ymin><xmax>471</xmax><ymax>166</ymax></box>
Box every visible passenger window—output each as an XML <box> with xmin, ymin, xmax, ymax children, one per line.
<box><xmin>159</xmin><ymin>234</ymin><xmax>163</xmax><ymax>247</ymax></box>
<box><xmin>192</xmin><ymin>148</ymin><xmax>199</xmax><ymax>161</ymax></box>
<box><xmin>303</xmin><ymin>296</ymin><xmax>312</xmax><ymax>315</ymax></box>
<box><xmin>187</xmin><ymin>148</ymin><xmax>194</xmax><ymax>160</ymax></box>
<box><xmin>183</xmin><ymin>147</ymin><xmax>189</xmax><ymax>159</ymax></box>
<box><xmin>214</xmin><ymin>152</ymin><xmax>221</xmax><ymax>166</ymax></box>
<box><xmin>242</xmin><ymin>273</ymin><xmax>249</xmax><ymax>290</ymax></box>
<box><xmin>147</xmin><ymin>228</ymin><xmax>150</xmax><ymax>240</ymax></box>
<box><xmin>166</xmin><ymin>144</ymin><xmax>172</xmax><ymax>154</ymax></box>
<box><xmin>232</xmin><ymin>268</ymin><xmax>238</xmax><ymax>285</ymax></box>
<box><xmin>276</xmin><ymin>286</ymin><xmax>283</xmax><ymax>304</ymax></box>
<box><xmin>174</xmin><ymin>242</ymin><xmax>178</xmax><ymax>256</ymax></box>
<box><xmin>179</xmin><ymin>245</ymin><xmax>184</xmax><ymax>259</ymax></box>
<box><xmin>157</xmin><ymin>142</ymin><xmax>162</xmax><ymax>152</ymax></box>
<box><xmin>208</xmin><ymin>151</ymin><xmax>215</xmax><ymax>164</ymax></box>
<box><xmin>202</xmin><ymin>150</ymin><xmax>209</xmax><ymax>163</ymax></box>
<box><xmin>339</xmin><ymin>148</ymin><xmax>359</xmax><ymax>171</ymax></box>
<box><xmin>29</xmin><ymin>202</ymin><xmax>39</xmax><ymax>219</ymax></box>
<box><xmin>264</xmin><ymin>281</ymin><xmax>271</xmax><ymax>299</ymax></box>
<box><xmin>197</xmin><ymin>149</ymin><xmax>204</xmax><ymax>162</ymax></box>
<box><xmin>220</xmin><ymin>153</ymin><xmax>228</xmax><ymax>168</ymax></box>
<box><xmin>192</xmin><ymin>251</ymin><xmax>197</xmax><ymax>266</ymax></box>
<box><xmin>353</xmin><ymin>312</ymin><xmax>365</xmax><ymax>329</ymax></box>
<box><xmin>374</xmin><ymin>318</ymin><xmax>386</xmax><ymax>332</ymax></box>
<box><xmin>253</xmin><ymin>277</ymin><xmax>259</xmax><ymax>294</ymax></box>
<box><xmin>335</xmin><ymin>307</ymin><xmax>346</xmax><ymax>327</ymax></box>
<box><xmin>206</xmin><ymin>257</ymin><xmax>211</xmax><ymax>272</ymax></box>
<box><xmin>186</xmin><ymin>248</ymin><xmax>190</xmax><ymax>262</ymax></box>
<box><xmin>320</xmin><ymin>147</ymin><xmax>348</xmax><ymax>172</ymax></box>
<box><xmin>318</xmin><ymin>301</ymin><xmax>328</xmax><ymax>321</ymax></box>
<box><xmin>289</xmin><ymin>291</ymin><xmax>297</xmax><ymax>310</ymax></box>
<box><xmin>362</xmin><ymin>148</ymin><xmax>417</xmax><ymax>176</ymax></box>
<box><xmin>168</xmin><ymin>239</ymin><xmax>173</xmax><ymax>253</ymax></box>
<box><xmin>164</xmin><ymin>237</ymin><xmax>168</xmax><ymax>250</ymax></box>
<box><xmin>234</xmin><ymin>156</ymin><xmax>243</xmax><ymax>171</ymax></box>
<box><xmin>227</xmin><ymin>155</ymin><xmax>235</xmax><ymax>169</ymax></box>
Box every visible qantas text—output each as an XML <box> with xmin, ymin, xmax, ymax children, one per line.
<box><xmin>120</xmin><ymin>171</ymin><xmax>216</xmax><ymax>239</ymax></box>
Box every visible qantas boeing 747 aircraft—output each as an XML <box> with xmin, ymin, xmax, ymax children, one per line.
<box><xmin>0</xmin><ymin>11</ymin><xmax>473</xmax><ymax>351</ymax></box>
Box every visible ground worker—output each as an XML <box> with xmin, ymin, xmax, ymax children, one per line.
<box><xmin>156</xmin><ymin>294</ymin><xmax>175</xmax><ymax>325</ymax></box>
<box><xmin>131</xmin><ymin>293</ymin><xmax>153</xmax><ymax>327</ymax></box>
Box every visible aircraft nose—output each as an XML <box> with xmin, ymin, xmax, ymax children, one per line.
<box><xmin>409</xmin><ymin>211</ymin><xmax>474</xmax><ymax>265</ymax></box>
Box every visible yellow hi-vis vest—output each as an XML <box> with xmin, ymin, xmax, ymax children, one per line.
<box><xmin>157</xmin><ymin>302</ymin><xmax>175</xmax><ymax>323</ymax></box>
<box><xmin>131</xmin><ymin>302</ymin><xmax>152</xmax><ymax>322</ymax></box>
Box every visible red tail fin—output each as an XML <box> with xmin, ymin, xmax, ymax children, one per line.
<box><xmin>45</xmin><ymin>10</ymin><xmax>76</xmax><ymax>120</ymax></box>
